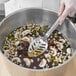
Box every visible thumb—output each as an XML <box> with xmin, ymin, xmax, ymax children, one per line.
<box><xmin>58</xmin><ymin>1</ymin><xmax>65</xmax><ymax>16</ymax></box>
<box><xmin>59</xmin><ymin>8</ymin><xmax>70</xmax><ymax>25</ymax></box>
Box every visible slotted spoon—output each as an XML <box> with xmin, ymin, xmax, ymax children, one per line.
<box><xmin>28</xmin><ymin>17</ymin><xmax>61</xmax><ymax>53</ymax></box>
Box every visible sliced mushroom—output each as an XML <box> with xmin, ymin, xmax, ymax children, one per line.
<box><xmin>14</xmin><ymin>32</ymin><xmax>20</xmax><ymax>39</ymax></box>
<box><xmin>59</xmin><ymin>39</ymin><xmax>66</xmax><ymax>43</ymax></box>
<box><xmin>66</xmin><ymin>48</ymin><xmax>71</xmax><ymax>54</ymax></box>
<box><xmin>12</xmin><ymin>57</ymin><xmax>21</xmax><ymax>64</ymax></box>
<box><xmin>58</xmin><ymin>43</ymin><xmax>63</xmax><ymax>50</ymax></box>
<box><xmin>44</xmin><ymin>53</ymin><xmax>51</xmax><ymax>58</ymax></box>
<box><xmin>58</xmin><ymin>31</ymin><xmax>61</xmax><ymax>34</ymax></box>
<box><xmin>15</xmin><ymin>41</ymin><xmax>20</xmax><ymax>46</ymax></box>
<box><xmin>39</xmin><ymin>59</ymin><xmax>47</xmax><ymax>68</ymax></box>
<box><xmin>30</xmin><ymin>59</ymin><xmax>34</xmax><ymax>63</ymax></box>
<box><xmin>28</xmin><ymin>37</ymin><xmax>33</xmax><ymax>42</ymax></box>
<box><xmin>50</xmin><ymin>47</ymin><xmax>57</xmax><ymax>56</ymax></box>
<box><xmin>58</xmin><ymin>58</ymin><xmax>62</xmax><ymax>63</ymax></box>
<box><xmin>22</xmin><ymin>37</ymin><xmax>30</xmax><ymax>42</ymax></box>
<box><xmin>23</xmin><ymin>58</ymin><xmax>31</xmax><ymax>67</ymax></box>
<box><xmin>22</xmin><ymin>30</ymin><xmax>31</xmax><ymax>36</ymax></box>
<box><xmin>52</xmin><ymin>51</ymin><xmax>57</xmax><ymax>56</ymax></box>
<box><xmin>22</xmin><ymin>36</ymin><xmax>33</xmax><ymax>43</ymax></box>
<box><xmin>14</xmin><ymin>51</ymin><xmax>18</xmax><ymax>56</ymax></box>
<box><xmin>55</xmin><ymin>41</ymin><xmax>63</xmax><ymax>50</ymax></box>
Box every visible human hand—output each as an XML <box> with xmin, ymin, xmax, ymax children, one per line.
<box><xmin>58</xmin><ymin>0</ymin><xmax>76</xmax><ymax>24</ymax></box>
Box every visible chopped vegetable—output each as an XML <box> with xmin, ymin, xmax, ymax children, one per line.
<box><xmin>3</xmin><ymin>24</ymin><xmax>72</xmax><ymax>69</ymax></box>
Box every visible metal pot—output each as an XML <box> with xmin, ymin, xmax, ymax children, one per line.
<box><xmin>0</xmin><ymin>8</ymin><xmax>76</xmax><ymax>76</ymax></box>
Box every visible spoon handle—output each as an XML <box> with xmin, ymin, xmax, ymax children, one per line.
<box><xmin>44</xmin><ymin>17</ymin><xmax>61</xmax><ymax>38</ymax></box>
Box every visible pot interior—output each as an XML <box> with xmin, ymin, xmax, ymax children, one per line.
<box><xmin>0</xmin><ymin>8</ymin><xmax>76</xmax><ymax>68</ymax></box>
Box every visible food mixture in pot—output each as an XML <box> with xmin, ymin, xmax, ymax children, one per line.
<box><xmin>3</xmin><ymin>24</ymin><xmax>72</xmax><ymax>69</ymax></box>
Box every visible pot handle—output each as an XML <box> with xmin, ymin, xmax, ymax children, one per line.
<box><xmin>67</xmin><ymin>14</ymin><xmax>76</xmax><ymax>23</ymax></box>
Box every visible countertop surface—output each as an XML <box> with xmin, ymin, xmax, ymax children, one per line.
<box><xmin>0</xmin><ymin>53</ymin><xmax>76</xmax><ymax>76</ymax></box>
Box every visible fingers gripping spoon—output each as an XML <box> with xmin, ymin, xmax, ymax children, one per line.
<box><xmin>28</xmin><ymin>17</ymin><xmax>61</xmax><ymax>54</ymax></box>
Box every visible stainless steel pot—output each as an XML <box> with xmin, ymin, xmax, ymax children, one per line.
<box><xmin>0</xmin><ymin>8</ymin><xmax>76</xmax><ymax>76</ymax></box>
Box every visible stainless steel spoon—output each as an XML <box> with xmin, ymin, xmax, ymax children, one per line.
<box><xmin>28</xmin><ymin>17</ymin><xmax>61</xmax><ymax>53</ymax></box>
